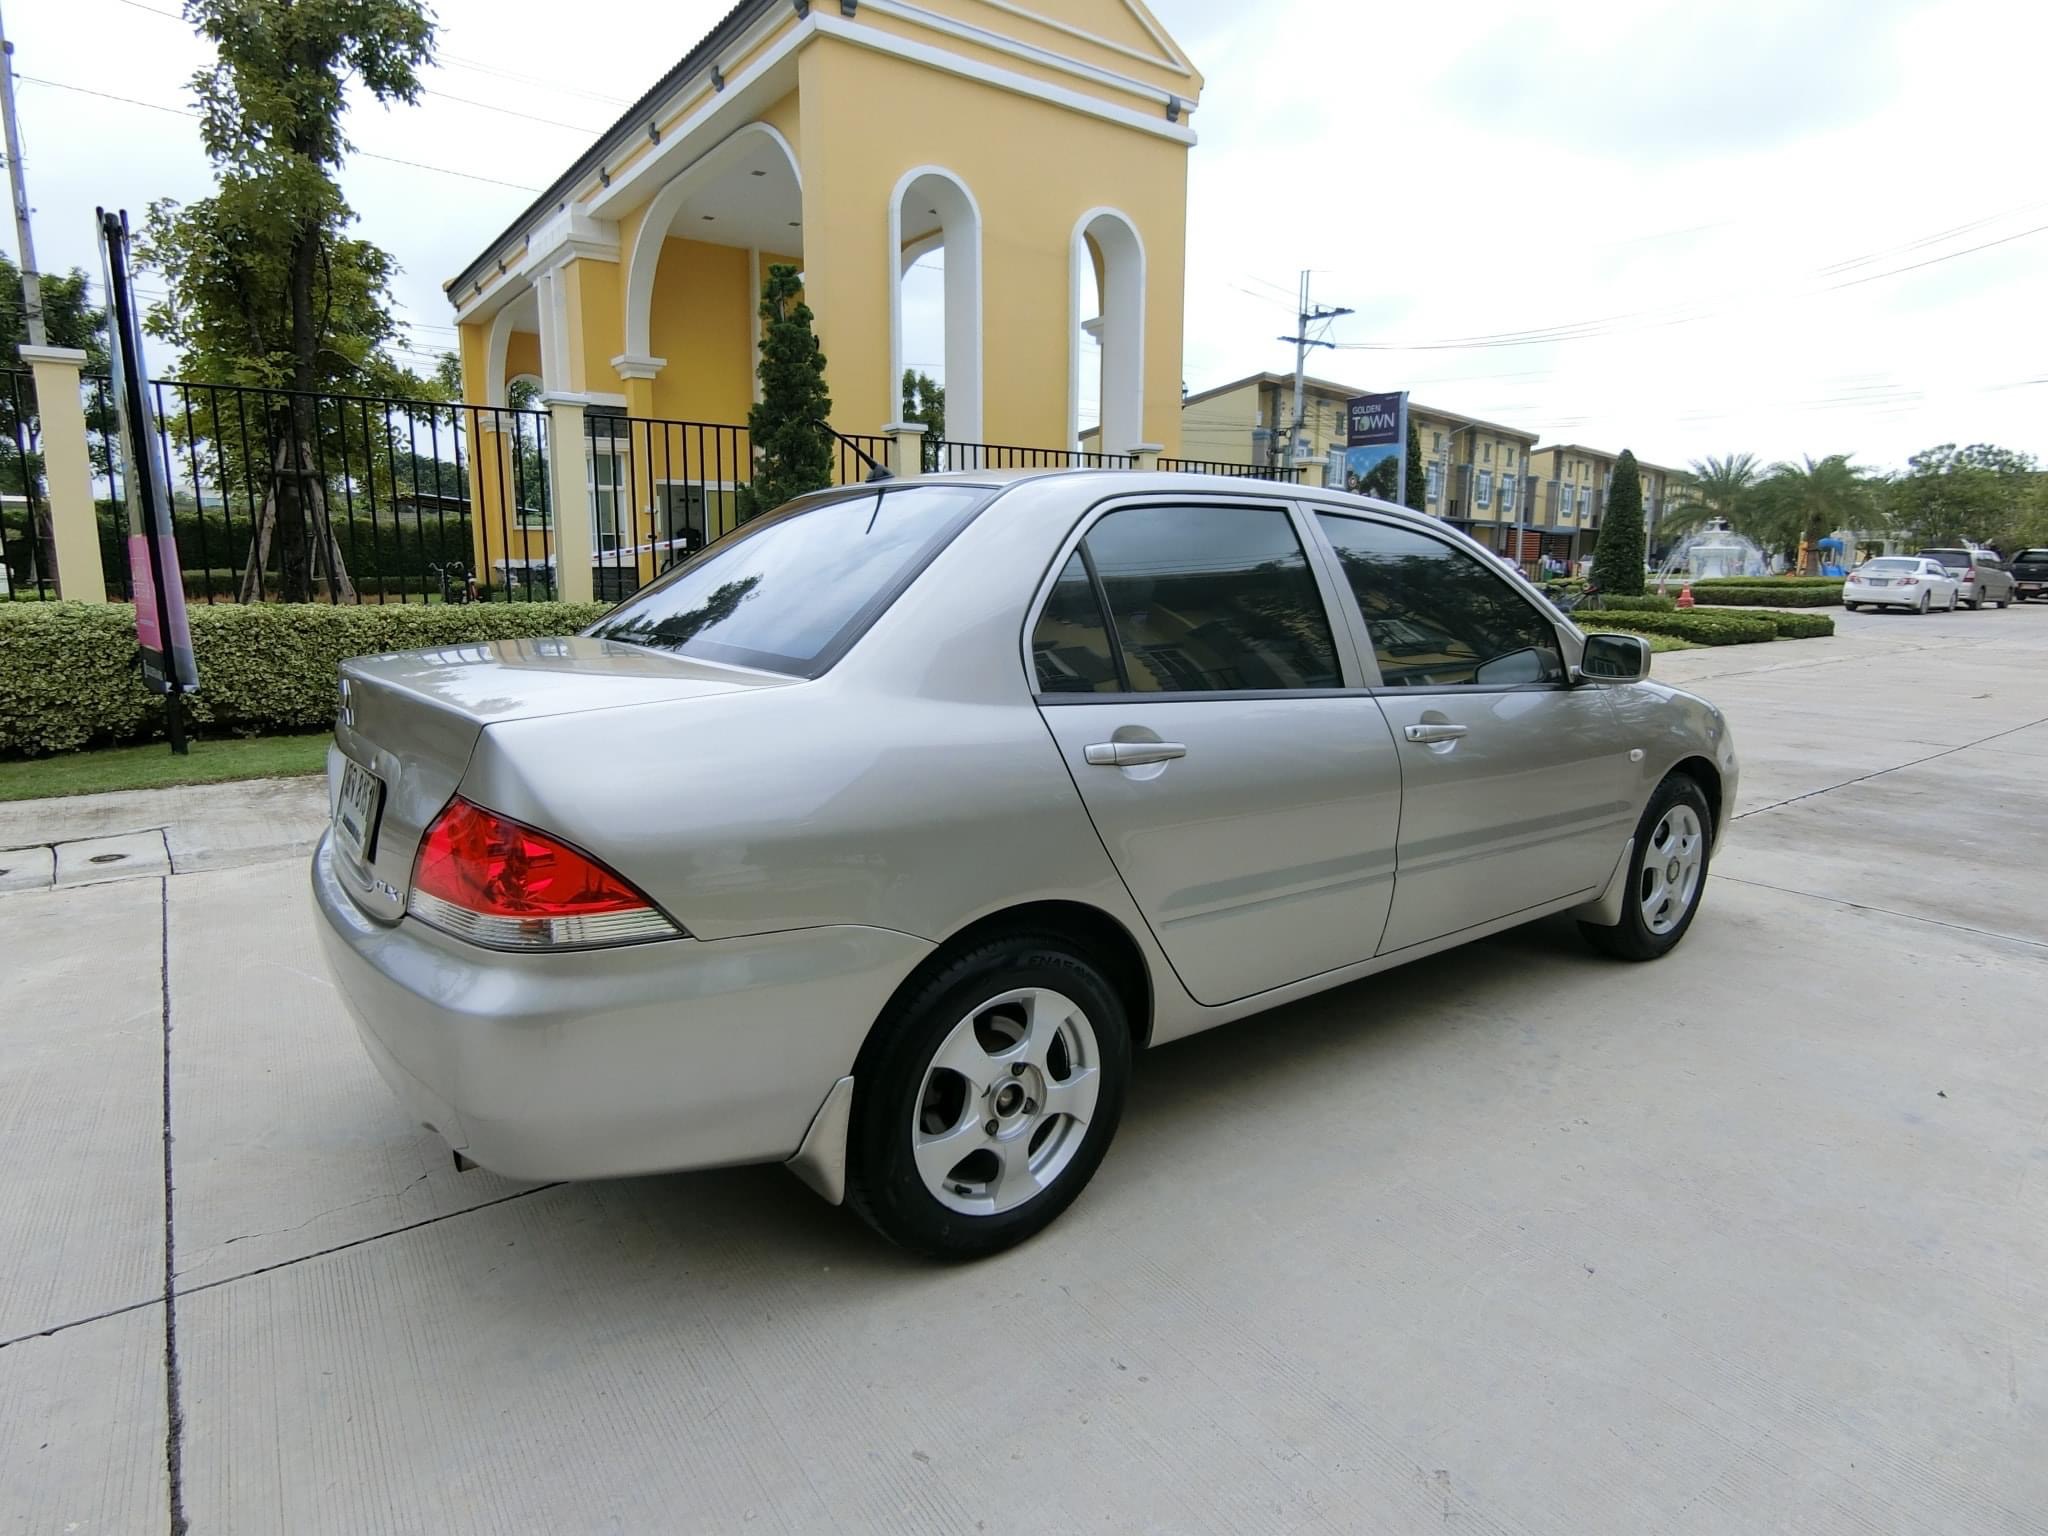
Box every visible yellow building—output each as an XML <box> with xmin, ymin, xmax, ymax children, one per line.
<box><xmin>448</xmin><ymin>0</ymin><xmax>1203</xmax><ymax>599</ymax></box>
<box><xmin>1527</xmin><ymin>446</ymin><xmax>1689</xmax><ymax>565</ymax></box>
<box><xmin>1175</xmin><ymin>373</ymin><xmax>1541</xmax><ymax>546</ymax></box>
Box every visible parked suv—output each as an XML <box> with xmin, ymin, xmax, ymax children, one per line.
<box><xmin>1918</xmin><ymin>548</ymin><xmax>2014</xmax><ymax>609</ymax></box>
<box><xmin>2011</xmin><ymin>548</ymin><xmax>2048</xmax><ymax>602</ymax></box>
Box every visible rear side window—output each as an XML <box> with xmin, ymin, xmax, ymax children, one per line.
<box><xmin>588</xmin><ymin>484</ymin><xmax>986</xmax><ymax>675</ymax></box>
<box><xmin>1031</xmin><ymin>553</ymin><xmax>1120</xmax><ymax>694</ymax></box>
<box><xmin>1317</xmin><ymin>513</ymin><xmax>1565</xmax><ymax>688</ymax></box>
<box><xmin>1048</xmin><ymin>504</ymin><xmax>1341</xmax><ymax>693</ymax></box>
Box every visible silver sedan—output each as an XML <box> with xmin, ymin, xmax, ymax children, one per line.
<box><xmin>312</xmin><ymin>472</ymin><xmax>1738</xmax><ymax>1258</ymax></box>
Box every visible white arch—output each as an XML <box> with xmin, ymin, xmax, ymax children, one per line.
<box><xmin>1069</xmin><ymin>207</ymin><xmax>1146</xmax><ymax>453</ymax></box>
<box><xmin>621</xmin><ymin>121</ymin><xmax>802</xmax><ymax>363</ymax></box>
<box><xmin>888</xmin><ymin>165</ymin><xmax>983</xmax><ymax>444</ymax></box>
<box><xmin>484</xmin><ymin>298</ymin><xmax>521</xmax><ymax>408</ymax></box>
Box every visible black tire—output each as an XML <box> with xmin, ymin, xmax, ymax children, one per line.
<box><xmin>846</xmin><ymin>933</ymin><xmax>1131</xmax><ymax>1259</ymax></box>
<box><xmin>1844</xmin><ymin>602</ymin><xmax>1860</xmax><ymax>612</ymax></box>
<box><xmin>1579</xmin><ymin>773</ymin><xmax>1714</xmax><ymax>962</ymax></box>
<box><xmin>1917</xmin><ymin>592</ymin><xmax>1930</xmax><ymax>614</ymax></box>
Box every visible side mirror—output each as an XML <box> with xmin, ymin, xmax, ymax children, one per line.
<box><xmin>1577</xmin><ymin>632</ymin><xmax>1651</xmax><ymax>683</ymax></box>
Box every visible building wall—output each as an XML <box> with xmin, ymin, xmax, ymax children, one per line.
<box><xmin>794</xmin><ymin>35</ymin><xmax>1188</xmax><ymax>451</ymax></box>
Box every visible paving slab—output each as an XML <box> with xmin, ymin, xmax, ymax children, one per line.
<box><xmin>0</xmin><ymin>1306</ymin><xmax>167</xmax><ymax>1536</ymax></box>
<box><xmin>53</xmin><ymin>829</ymin><xmax>172</xmax><ymax>889</ymax></box>
<box><xmin>0</xmin><ymin>878</ymin><xmax>166</xmax><ymax>1341</ymax></box>
<box><xmin>167</xmin><ymin>859</ymin><xmax>534</xmax><ymax>1289</ymax></box>
<box><xmin>0</xmin><ymin>774</ymin><xmax>330</xmax><ymax>878</ymax></box>
<box><xmin>175</xmin><ymin>878</ymin><xmax>2048</xmax><ymax>1536</ymax></box>
<box><xmin>0</xmin><ymin>843</ymin><xmax>53</xmax><ymax>893</ymax></box>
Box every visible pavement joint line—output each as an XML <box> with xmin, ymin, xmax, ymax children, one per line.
<box><xmin>0</xmin><ymin>1180</ymin><xmax>567</xmax><ymax>1352</ymax></box>
<box><xmin>160</xmin><ymin>875</ymin><xmax>189</xmax><ymax>1536</ymax></box>
<box><xmin>1732</xmin><ymin>713</ymin><xmax>2048</xmax><ymax>822</ymax></box>
<box><xmin>1712</xmin><ymin>872</ymin><xmax>2048</xmax><ymax>953</ymax></box>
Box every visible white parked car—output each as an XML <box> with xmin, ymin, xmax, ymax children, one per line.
<box><xmin>1843</xmin><ymin>558</ymin><xmax>1958</xmax><ymax>614</ymax></box>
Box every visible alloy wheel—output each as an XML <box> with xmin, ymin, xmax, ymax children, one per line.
<box><xmin>912</xmin><ymin>987</ymin><xmax>1101</xmax><ymax>1215</ymax></box>
<box><xmin>1639</xmin><ymin>804</ymin><xmax>1705</xmax><ymax>936</ymax></box>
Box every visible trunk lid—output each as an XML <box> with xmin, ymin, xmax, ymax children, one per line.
<box><xmin>329</xmin><ymin>636</ymin><xmax>794</xmax><ymax>922</ymax></box>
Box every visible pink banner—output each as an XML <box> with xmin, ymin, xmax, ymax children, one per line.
<box><xmin>128</xmin><ymin>534</ymin><xmax>160</xmax><ymax>650</ymax></box>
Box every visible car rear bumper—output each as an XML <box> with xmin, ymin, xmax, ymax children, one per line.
<box><xmin>309</xmin><ymin>831</ymin><xmax>933</xmax><ymax>1181</ymax></box>
<box><xmin>1843</xmin><ymin>586</ymin><xmax>1927</xmax><ymax>607</ymax></box>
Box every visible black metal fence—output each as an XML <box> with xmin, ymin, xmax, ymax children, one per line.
<box><xmin>1157</xmin><ymin>458</ymin><xmax>1305</xmax><ymax>481</ymax></box>
<box><xmin>927</xmin><ymin>440</ymin><xmax>1135</xmax><ymax>473</ymax></box>
<box><xmin>581</xmin><ymin>415</ymin><xmax>895</xmax><ymax>602</ymax></box>
<box><xmin>19</xmin><ymin>373</ymin><xmax>552</xmax><ymax>604</ymax></box>
<box><xmin>1</xmin><ymin>371</ymin><xmax>57</xmax><ymax>600</ymax></box>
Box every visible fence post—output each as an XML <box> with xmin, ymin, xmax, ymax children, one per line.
<box><xmin>543</xmin><ymin>395</ymin><xmax>593</xmax><ymax>604</ymax></box>
<box><xmin>1126</xmin><ymin>442</ymin><xmax>1162</xmax><ymax>473</ymax></box>
<box><xmin>19</xmin><ymin>345</ymin><xmax>106</xmax><ymax>603</ymax></box>
<box><xmin>882</xmin><ymin>421</ymin><xmax>926</xmax><ymax>477</ymax></box>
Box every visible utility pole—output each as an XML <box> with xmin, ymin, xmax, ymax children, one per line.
<box><xmin>1276</xmin><ymin>269</ymin><xmax>1349</xmax><ymax>475</ymax></box>
<box><xmin>0</xmin><ymin>2</ymin><xmax>44</xmax><ymax>345</ymax></box>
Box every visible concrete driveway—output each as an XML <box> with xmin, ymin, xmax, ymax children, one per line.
<box><xmin>5</xmin><ymin>602</ymin><xmax>2046</xmax><ymax>1535</ymax></box>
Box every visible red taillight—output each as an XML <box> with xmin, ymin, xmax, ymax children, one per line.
<box><xmin>1963</xmin><ymin>568</ymin><xmax>1977</xmax><ymax>580</ymax></box>
<box><xmin>1897</xmin><ymin>576</ymin><xmax>1919</xmax><ymax>586</ymax></box>
<box><xmin>409</xmin><ymin>797</ymin><xmax>681</xmax><ymax>949</ymax></box>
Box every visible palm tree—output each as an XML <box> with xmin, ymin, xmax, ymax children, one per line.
<box><xmin>1761</xmin><ymin>454</ymin><xmax>1872</xmax><ymax>574</ymax></box>
<box><xmin>1660</xmin><ymin>452</ymin><xmax>1761</xmax><ymax>539</ymax></box>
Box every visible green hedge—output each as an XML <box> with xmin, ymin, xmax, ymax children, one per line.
<box><xmin>0</xmin><ymin>601</ymin><xmax>610</xmax><ymax>757</ymax></box>
<box><xmin>1577</xmin><ymin>593</ymin><xmax>1676</xmax><ymax>612</ymax></box>
<box><xmin>1579</xmin><ymin>607</ymin><xmax>1834</xmax><ymax>645</ymax></box>
<box><xmin>1690</xmin><ymin>585</ymin><xmax>1842</xmax><ymax>608</ymax></box>
<box><xmin>1689</xmin><ymin>575</ymin><xmax>1840</xmax><ymax>588</ymax></box>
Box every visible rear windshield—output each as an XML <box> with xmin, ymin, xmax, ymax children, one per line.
<box><xmin>2017</xmin><ymin>550</ymin><xmax>2048</xmax><ymax>564</ymax></box>
<box><xmin>1920</xmin><ymin>549</ymin><xmax>1970</xmax><ymax>566</ymax></box>
<box><xmin>1860</xmin><ymin>559</ymin><xmax>1917</xmax><ymax>572</ymax></box>
<box><xmin>587</xmin><ymin>483</ymin><xmax>990</xmax><ymax>675</ymax></box>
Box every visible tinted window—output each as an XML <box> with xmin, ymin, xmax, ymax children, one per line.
<box><xmin>1920</xmin><ymin>549</ymin><xmax>1970</xmax><ymax>568</ymax></box>
<box><xmin>588</xmin><ymin>484</ymin><xmax>985</xmax><ymax>675</ymax></box>
<box><xmin>1083</xmin><ymin>505</ymin><xmax>1340</xmax><ymax>692</ymax></box>
<box><xmin>1862</xmin><ymin>559</ymin><xmax>1916</xmax><ymax>572</ymax></box>
<box><xmin>1031</xmin><ymin>553</ymin><xmax>1120</xmax><ymax>694</ymax></box>
<box><xmin>2017</xmin><ymin>550</ymin><xmax>2048</xmax><ymax>564</ymax></box>
<box><xmin>1317</xmin><ymin>514</ymin><xmax>1566</xmax><ymax>688</ymax></box>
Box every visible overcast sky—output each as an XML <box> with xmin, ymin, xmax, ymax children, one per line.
<box><xmin>12</xmin><ymin>0</ymin><xmax>2046</xmax><ymax>470</ymax></box>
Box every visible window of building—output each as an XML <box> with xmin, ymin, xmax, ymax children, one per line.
<box><xmin>1482</xmin><ymin>442</ymin><xmax>1493</xmax><ymax>463</ymax></box>
<box><xmin>1476</xmin><ymin>469</ymin><xmax>1494</xmax><ymax>507</ymax></box>
<box><xmin>1432</xmin><ymin>431</ymin><xmax>1443</xmax><ymax>452</ymax></box>
<box><xmin>1500</xmin><ymin>475</ymin><xmax>1517</xmax><ymax>512</ymax></box>
<box><xmin>1426</xmin><ymin>463</ymin><xmax>1443</xmax><ymax>503</ymax></box>
<box><xmin>1070</xmin><ymin>504</ymin><xmax>1341</xmax><ymax>692</ymax></box>
<box><xmin>1315</xmin><ymin>514</ymin><xmax>1566</xmax><ymax>688</ymax></box>
<box><xmin>1577</xmin><ymin>486</ymin><xmax>1590</xmax><ymax>515</ymax></box>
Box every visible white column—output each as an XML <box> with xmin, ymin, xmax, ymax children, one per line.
<box><xmin>882</xmin><ymin>421</ymin><xmax>927</xmax><ymax>477</ymax></box>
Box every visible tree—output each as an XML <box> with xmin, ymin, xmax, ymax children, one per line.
<box><xmin>1760</xmin><ymin>454</ymin><xmax>1872</xmax><ymax>574</ymax></box>
<box><xmin>1</xmin><ymin>258</ymin><xmax>111</xmax><ymax>492</ymax></box>
<box><xmin>738</xmin><ymin>264</ymin><xmax>832</xmax><ymax>519</ymax></box>
<box><xmin>138</xmin><ymin>0</ymin><xmax>435</xmax><ymax>601</ymax></box>
<box><xmin>1885</xmin><ymin>443</ymin><xmax>2039</xmax><ymax>550</ymax></box>
<box><xmin>901</xmin><ymin>369</ymin><xmax>944</xmax><ymax>471</ymax></box>
<box><xmin>1659</xmin><ymin>452</ymin><xmax>1761</xmax><ymax>540</ymax></box>
<box><xmin>1593</xmin><ymin>449</ymin><xmax>1646</xmax><ymax>595</ymax></box>
<box><xmin>1404</xmin><ymin>416</ymin><xmax>1425</xmax><ymax>512</ymax></box>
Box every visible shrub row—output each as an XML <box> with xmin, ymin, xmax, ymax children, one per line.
<box><xmin>1688</xmin><ymin>584</ymin><xmax>1842</xmax><ymax>608</ymax></box>
<box><xmin>0</xmin><ymin>601</ymin><xmax>610</xmax><ymax>757</ymax></box>
<box><xmin>1688</xmin><ymin>575</ymin><xmax>1842</xmax><ymax>588</ymax></box>
<box><xmin>1576</xmin><ymin>606</ymin><xmax>1834</xmax><ymax>645</ymax></box>
<box><xmin>1575</xmin><ymin>593</ymin><xmax>1676</xmax><ymax>612</ymax></box>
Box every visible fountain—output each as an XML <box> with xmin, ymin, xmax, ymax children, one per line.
<box><xmin>1656</xmin><ymin>516</ymin><xmax>1770</xmax><ymax>584</ymax></box>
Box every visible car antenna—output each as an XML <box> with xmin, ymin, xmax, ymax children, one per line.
<box><xmin>814</xmin><ymin>420</ymin><xmax>895</xmax><ymax>482</ymax></box>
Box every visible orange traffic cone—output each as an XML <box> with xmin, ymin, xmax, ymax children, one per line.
<box><xmin>1677</xmin><ymin>583</ymin><xmax>1695</xmax><ymax>609</ymax></box>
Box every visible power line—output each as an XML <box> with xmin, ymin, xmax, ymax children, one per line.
<box><xmin>417</xmin><ymin>85</ymin><xmax>599</xmax><ymax>135</ymax></box>
<box><xmin>17</xmin><ymin>75</ymin><xmax>541</xmax><ymax>190</ymax></box>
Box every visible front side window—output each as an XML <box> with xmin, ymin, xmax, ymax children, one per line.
<box><xmin>589</xmin><ymin>483</ymin><xmax>986</xmax><ymax>675</ymax></box>
<box><xmin>1067</xmin><ymin>504</ymin><xmax>1341</xmax><ymax>692</ymax></box>
<box><xmin>1317</xmin><ymin>514</ymin><xmax>1566</xmax><ymax>689</ymax></box>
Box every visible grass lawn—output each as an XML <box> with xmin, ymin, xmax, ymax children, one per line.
<box><xmin>1643</xmin><ymin>634</ymin><xmax>1698</xmax><ymax>653</ymax></box>
<box><xmin>0</xmin><ymin>733</ymin><xmax>330</xmax><ymax>802</ymax></box>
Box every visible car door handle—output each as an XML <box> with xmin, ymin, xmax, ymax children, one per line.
<box><xmin>1403</xmin><ymin>723</ymin><xmax>1469</xmax><ymax>744</ymax></box>
<box><xmin>1084</xmin><ymin>741</ymin><xmax>1188</xmax><ymax>767</ymax></box>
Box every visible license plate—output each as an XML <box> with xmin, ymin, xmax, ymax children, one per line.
<box><xmin>335</xmin><ymin>759</ymin><xmax>383</xmax><ymax>862</ymax></box>
<box><xmin>1865</xmin><ymin>578</ymin><xmax>1890</xmax><ymax>587</ymax></box>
